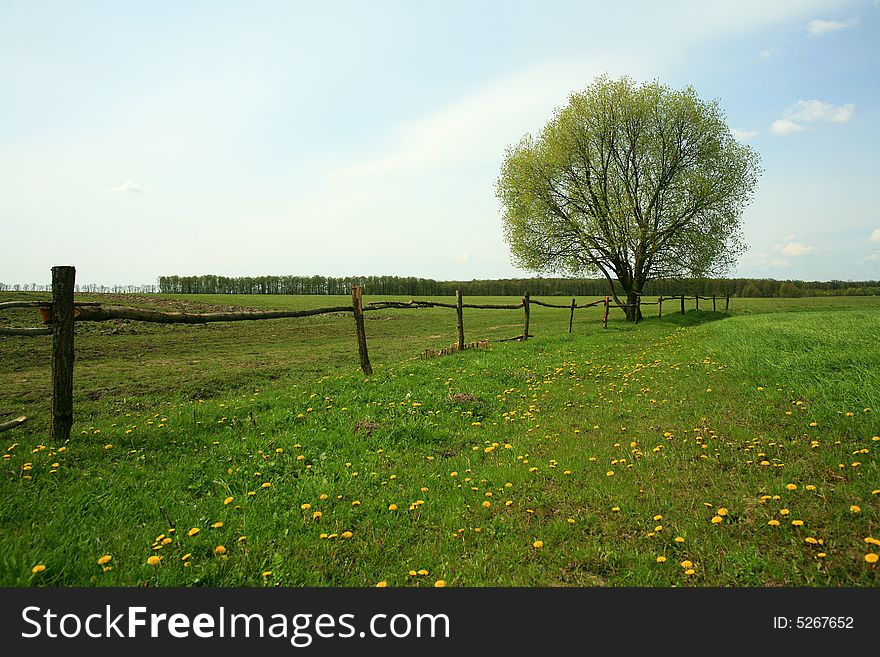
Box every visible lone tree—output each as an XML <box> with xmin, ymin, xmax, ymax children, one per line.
<box><xmin>496</xmin><ymin>76</ymin><xmax>761</xmax><ymax>321</ymax></box>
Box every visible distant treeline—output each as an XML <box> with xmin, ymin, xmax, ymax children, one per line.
<box><xmin>3</xmin><ymin>276</ymin><xmax>878</xmax><ymax>298</ymax></box>
<box><xmin>148</xmin><ymin>275</ymin><xmax>880</xmax><ymax>298</ymax></box>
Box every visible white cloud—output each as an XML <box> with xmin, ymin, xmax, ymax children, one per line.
<box><xmin>771</xmin><ymin>119</ymin><xmax>810</xmax><ymax>135</ymax></box>
<box><xmin>109</xmin><ymin>180</ymin><xmax>150</xmax><ymax>193</ymax></box>
<box><xmin>807</xmin><ymin>18</ymin><xmax>860</xmax><ymax>36</ymax></box>
<box><xmin>457</xmin><ymin>252</ymin><xmax>474</xmax><ymax>264</ymax></box>
<box><xmin>863</xmin><ymin>252</ymin><xmax>880</xmax><ymax>262</ymax></box>
<box><xmin>786</xmin><ymin>100</ymin><xmax>855</xmax><ymax>123</ymax></box>
<box><xmin>771</xmin><ymin>100</ymin><xmax>855</xmax><ymax>135</ymax></box>
<box><xmin>870</xmin><ymin>229</ymin><xmax>880</xmax><ymax>244</ymax></box>
<box><xmin>731</xmin><ymin>128</ymin><xmax>758</xmax><ymax>141</ymax></box>
<box><xmin>780</xmin><ymin>242</ymin><xmax>825</xmax><ymax>256</ymax></box>
<box><xmin>759</xmin><ymin>46</ymin><xmax>777</xmax><ymax>59</ymax></box>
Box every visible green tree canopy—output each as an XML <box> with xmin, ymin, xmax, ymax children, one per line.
<box><xmin>496</xmin><ymin>75</ymin><xmax>761</xmax><ymax>320</ymax></box>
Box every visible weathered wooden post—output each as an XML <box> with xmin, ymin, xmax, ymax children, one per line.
<box><xmin>522</xmin><ymin>291</ymin><xmax>530</xmax><ymax>340</ymax></box>
<box><xmin>680</xmin><ymin>294</ymin><xmax>685</xmax><ymax>316</ymax></box>
<box><xmin>603</xmin><ymin>296</ymin><xmax>609</xmax><ymax>329</ymax></box>
<box><xmin>455</xmin><ymin>290</ymin><xmax>464</xmax><ymax>350</ymax></box>
<box><xmin>568</xmin><ymin>298</ymin><xmax>575</xmax><ymax>334</ymax></box>
<box><xmin>725</xmin><ymin>294</ymin><xmax>730</xmax><ymax>311</ymax></box>
<box><xmin>51</xmin><ymin>265</ymin><xmax>76</xmax><ymax>443</ymax></box>
<box><xmin>351</xmin><ymin>286</ymin><xmax>372</xmax><ymax>375</ymax></box>
<box><xmin>658</xmin><ymin>296</ymin><xmax>663</xmax><ymax>318</ymax></box>
<box><xmin>712</xmin><ymin>294</ymin><xmax>716</xmax><ymax>311</ymax></box>
<box><xmin>695</xmin><ymin>294</ymin><xmax>699</xmax><ymax>311</ymax></box>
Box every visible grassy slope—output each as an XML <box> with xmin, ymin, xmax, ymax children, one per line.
<box><xmin>0</xmin><ymin>294</ymin><xmax>878</xmax><ymax>586</ymax></box>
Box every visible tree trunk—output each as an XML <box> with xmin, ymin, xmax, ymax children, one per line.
<box><xmin>623</xmin><ymin>291</ymin><xmax>642</xmax><ymax>322</ymax></box>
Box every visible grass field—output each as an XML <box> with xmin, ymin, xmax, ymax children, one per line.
<box><xmin>1</xmin><ymin>292</ymin><xmax>878</xmax><ymax>586</ymax></box>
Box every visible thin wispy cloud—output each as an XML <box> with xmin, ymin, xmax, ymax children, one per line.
<box><xmin>759</xmin><ymin>46</ymin><xmax>777</xmax><ymax>59</ymax></box>
<box><xmin>773</xmin><ymin>237</ymin><xmax>827</xmax><ymax>257</ymax></box>
<box><xmin>870</xmin><ymin>229</ymin><xmax>880</xmax><ymax>244</ymax></box>
<box><xmin>741</xmin><ymin>252</ymin><xmax>790</xmax><ymax>270</ymax></box>
<box><xmin>771</xmin><ymin>100</ymin><xmax>855</xmax><ymax>135</ymax></box>
<box><xmin>731</xmin><ymin>128</ymin><xmax>758</xmax><ymax>141</ymax></box>
<box><xmin>807</xmin><ymin>17</ymin><xmax>860</xmax><ymax>36</ymax></box>
<box><xmin>109</xmin><ymin>180</ymin><xmax>151</xmax><ymax>193</ymax></box>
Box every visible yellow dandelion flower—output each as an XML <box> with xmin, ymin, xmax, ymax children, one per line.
<box><xmin>684</xmin><ymin>568</ymin><xmax>695</xmax><ymax>576</ymax></box>
<box><xmin>865</xmin><ymin>553</ymin><xmax>878</xmax><ymax>564</ymax></box>
<box><xmin>817</xmin><ymin>553</ymin><xmax>827</xmax><ymax>558</ymax></box>
<box><xmin>711</xmin><ymin>516</ymin><xmax>723</xmax><ymax>524</ymax></box>
<box><xmin>262</xmin><ymin>571</ymin><xmax>273</xmax><ymax>577</ymax></box>
<box><xmin>261</xmin><ymin>482</ymin><xmax>271</xmax><ymax>489</ymax></box>
<box><xmin>680</xmin><ymin>560</ymin><xmax>693</xmax><ymax>568</ymax></box>
<box><xmin>786</xmin><ymin>484</ymin><xmax>797</xmax><ymax>491</ymax></box>
<box><xmin>805</xmin><ymin>537</ymin><xmax>818</xmax><ymax>545</ymax></box>
<box><xmin>97</xmin><ymin>555</ymin><xmax>112</xmax><ymax>565</ymax></box>
<box><xmin>375</xmin><ymin>581</ymin><xmax>388</xmax><ymax>587</ymax></box>
<box><xmin>146</xmin><ymin>556</ymin><xmax>162</xmax><ymax>566</ymax></box>
<box><xmin>341</xmin><ymin>531</ymin><xmax>353</xmax><ymax>539</ymax></box>
<box><xmin>31</xmin><ymin>564</ymin><xmax>46</xmax><ymax>574</ymax></box>
<box><xmin>319</xmin><ymin>493</ymin><xmax>329</xmax><ymax>500</ymax></box>
<box><xmin>214</xmin><ymin>545</ymin><xmax>226</xmax><ymax>555</ymax></box>
<box><xmin>187</xmin><ymin>527</ymin><xmax>200</xmax><ymax>537</ymax></box>
<box><xmin>301</xmin><ymin>503</ymin><xmax>311</xmax><ymax>510</ymax></box>
<box><xmin>312</xmin><ymin>511</ymin><xmax>322</xmax><ymax>520</ymax></box>
<box><xmin>418</xmin><ymin>569</ymin><xmax>429</xmax><ymax>576</ymax></box>
<box><xmin>434</xmin><ymin>580</ymin><xmax>446</xmax><ymax>587</ymax></box>
<box><xmin>674</xmin><ymin>536</ymin><xmax>685</xmax><ymax>543</ymax></box>
<box><xmin>211</xmin><ymin>522</ymin><xmax>223</xmax><ymax>529</ymax></box>
<box><xmin>181</xmin><ymin>553</ymin><xmax>191</xmax><ymax>561</ymax></box>
<box><xmin>768</xmin><ymin>520</ymin><xmax>780</xmax><ymax>526</ymax></box>
<box><xmin>779</xmin><ymin>509</ymin><xmax>790</xmax><ymax>516</ymax></box>
<box><xmin>224</xmin><ymin>497</ymin><xmax>234</xmax><ymax>505</ymax></box>
<box><xmin>408</xmin><ymin>570</ymin><xmax>417</xmax><ymax>577</ymax></box>
<box><xmin>482</xmin><ymin>501</ymin><xmax>491</xmax><ymax>508</ymax></box>
<box><xmin>791</xmin><ymin>520</ymin><xmax>804</xmax><ymax>527</ymax></box>
<box><xmin>717</xmin><ymin>508</ymin><xmax>728</xmax><ymax>516</ymax></box>
<box><xmin>805</xmin><ymin>485</ymin><xmax>816</xmax><ymax>492</ymax></box>
<box><xmin>850</xmin><ymin>505</ymin><xmax>861</xmax><ymax>513</ymax></box>
<box><xmin>656</xmin><ymin>556</ymin><xmax>667</xmax><ymax>563</ymax></box>
<box><xmin>533</xmin><ymin>540</ymin><xmax>544</xmax><ymax>548</ymax></box>
<box><xmin>653</xmin><ymin>515</ymin><xmax>663</xmax><ymax>521</ymax></box>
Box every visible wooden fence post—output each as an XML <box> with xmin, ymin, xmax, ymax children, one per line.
<box><xmin>351</xmin><ymin>286</ymin><xmax>373</xmax><ymax>375</ymax></box>
<box><xmin>603</xmin><ymin>296</ymin><xmax>609</xmax><ymax>329</ymax></box>
<box><xmin>712</xmin><ymin>294</ymin><xmax>716</xmax><ymax>311</ymax></box>
<box><xmin>522</xmin><ymin>291</ymin><xmax>530</xmax><ymax>340</ymax></box>
<box><xmin>568</xmin><ymin>298</ymin><xmax>575</xmax><ymax>334</ymax></box>
<box><xmin>695</xmin><ymin>294</ymin><xmax>699</xmax><ymax>311</ymax></box>
<box><xmin>455</xmin><ymin>290</ymin><xmax>464</xmax><ymax>350</ymax></box>
<box><xmin>51</xmin><ymin>265</ymin><xmax>76</xmax><ymax>443</ymax></box>
<box><xmin>658</xmin><ymin>296</ymin><xmax>663</xmax><ymax>318</ymax></box>
<box><xmin>725</xmin><ymin>294</ymin><xmax>730</xmax><ymax>311</ymax></box>
<box><xmin>680</xmin><ymin>294</ymin><xmax>685</xmax><ymax>316</ymax></box>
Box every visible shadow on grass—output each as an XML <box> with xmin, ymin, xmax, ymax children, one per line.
<box><xmin>648</xmin><ymin>310</ymin><xmax>731</xmax><ymax>327</ymax></box>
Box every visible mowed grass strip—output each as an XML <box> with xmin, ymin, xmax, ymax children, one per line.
<box><xmin>0</xmin><ymin>294</ymin><xmax>878</xmax><ymax>586</ymax></box>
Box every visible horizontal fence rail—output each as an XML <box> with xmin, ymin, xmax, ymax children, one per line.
<box><xmin>0</xmin><ymin>266</ymin><xmax>731</xmax><ymax>442</ymax></box>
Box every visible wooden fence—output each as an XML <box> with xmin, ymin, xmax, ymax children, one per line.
<box><xmin>0</xmin><ymin>266</ymin><xmax>730</xmax><ymax>442</ymax></box>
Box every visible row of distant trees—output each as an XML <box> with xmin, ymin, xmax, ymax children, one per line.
<box><xmin>0</xmin><ymin>283</ymin><xmax>159</xmax><ymax>294</ymax></box>
<box><xmin>148</xmin><ymin>275</ymin><xmax>880</xmax><ymax>298</ymax></box>
<box><xmin>3</xmin><ymin>276</ymin><xmax>878</xmax><ymax>298</ymax></box>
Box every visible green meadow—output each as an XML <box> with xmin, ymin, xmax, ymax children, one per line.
<box><xmin>0</xmin><ymin>293</ymin><xmax>878</xmax><ymax>586</ymax></box>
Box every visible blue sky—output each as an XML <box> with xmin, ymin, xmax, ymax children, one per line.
<box><xmin>1</xmin><ymin>0</ymin><xmax>878</xmax><ymax>287</ymax></box>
